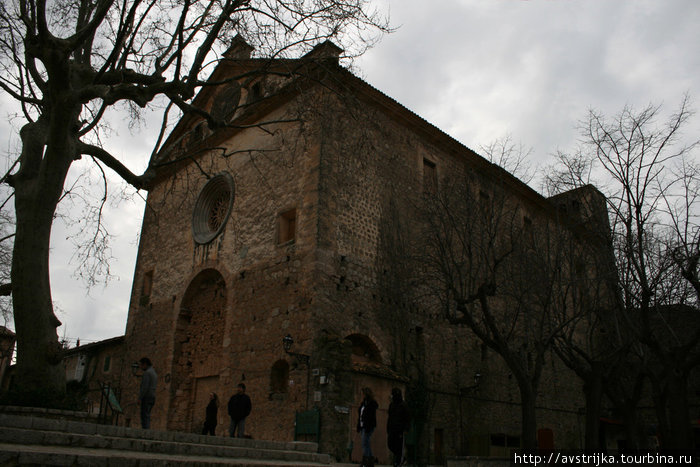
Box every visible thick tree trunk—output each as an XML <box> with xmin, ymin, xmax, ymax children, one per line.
<box><xmin>583</xmin><ymin>366</ymin><xmax>605</xmax><ymax>449</ymax></box>
<box><xmin>10</xmin><ymin>117</ymin><xmax>75</xmax><ymax>404</ymax></box>
<box><xmin>11</xmin><ymin>192</ymin><xmax>65</xmax><ymax>401</ymax></box>
<box><xmin>519</xmin><ymin>384</ymin><xmax>538</xmax><ymax>449</ymax></box>
<box><xmin>650</xmin><ymin>367</ymin><xmax>691</xmax><ymax>449</ymax></box>
<box><xmin>621</xmin><ymin>402</ymin><xmax>646</xmax><ymax>449</ymax></box>
<box><xmin>666</xmin><ymin>371</ymin><xmax>691</xmax><ymax>449</ymax></box>
<box><xmin>651</xmin><ymin>380</ymin><xmax>670</xmax><ymax>448</ymax></box>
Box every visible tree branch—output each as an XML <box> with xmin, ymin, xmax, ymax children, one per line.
<box><xmin>66</xmin><ymin>0</ymin><xmax>116</xmax><ymax>53</ymax></box>
<box><xmin>78</xmin><ymin>142</ymin><xmax>153</xmax><ymax>189</ymax></box>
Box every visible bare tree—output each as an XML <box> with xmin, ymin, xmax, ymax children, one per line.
<box><xmin>588</xmin><ymin>98</ymin><xmax>700</xmax><ymax>449</ymax></box>
<box><xmin>541</xmin><ymin>149</ymin><xmax>594</xmax><ymax>197</ymax></box>
<box><xmin>480</xmin><ymin>134</ymin><xmax>535</xmax><ymax>185</ymax></box>
<box><xmin>0</xmin><ymin>0</ymin><xmax>388</xmax><ymax>402</ymax></box>
<box><xmin>548</xmin><ymin>229</ymin><xmax>629</xmax><ymax>449</ymax></box>
<box><xmin>548</xmin><ymin>98</ymin><xmax>700</xmax><ymax>449</ymax></box>
<box><xmin>420</xmin><ymin>169</ymin><xmax>585</xmax><ymax>449</ymax></box>
<box><xmin>544</xmin><ymin>168</ymin><xmax>632</xmax><ymax>449</ymax></box>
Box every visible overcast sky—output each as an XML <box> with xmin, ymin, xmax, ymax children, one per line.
<box><xmin>3</xmin><ymin>0</ymin><xmax>700</xmax><ymax>345</ymax></box>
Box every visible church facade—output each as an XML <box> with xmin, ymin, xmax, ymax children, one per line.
<box><xmin>120</xmin><ymin>40</ymin><xmax>610</xmax><ymax>462</ymax></box>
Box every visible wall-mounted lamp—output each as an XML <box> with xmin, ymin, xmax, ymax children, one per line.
<box><xmin>460</xmin><ymin>371</ymin><xmax>482</xmax><ymax>395</ymax></box>
<box><xmin>282</xmin><ymin>334</ymin><xmax>312</xmax><ymax>410</ymax></box>
<box><xmin>282</xmin><ymin>334</ymin><xmax>310</xmax><ymax>365</ymax></box>
<box><xmin>283</xmin><ymin>334</ymin><xmax>294</xmax><ymax>353</ymax></box>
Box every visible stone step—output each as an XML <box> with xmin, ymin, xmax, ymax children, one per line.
<box><xmin>0</xmin><ymin>442</ymin><xmax>330</xmax><ymax>466</ymax></box>
<box><xmin>0</xmin><ymin>413</ymin><xmax>320</xmax><ymax>454</ymax></box>
<box><xmin>0</xmin><ymin>414</ymin><xmax>332</xmax><ymax>466</ymax></box>
<box><xmin>0</xmin><ymin>426</ymin><xmax>329</xmax><ymax>463</ymax></box>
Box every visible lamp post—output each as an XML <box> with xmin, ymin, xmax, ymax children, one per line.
<box><xmin>282</xmin><ymin>334</ymin><xmax>311</xmax><ymax>409</ymax></box>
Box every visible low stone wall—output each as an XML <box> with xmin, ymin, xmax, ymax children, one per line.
<box><xmin>0</xmin><ymin>405</ymin><xmax>100</xmax><ymax>423</ymax></box>
<box><xmin>447</xmin><ymin>457</ymin><xmax>510</xmax><ymax>467</ymax></box>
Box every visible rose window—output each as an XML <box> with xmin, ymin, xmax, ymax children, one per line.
<box><xmin>192</xmin><ymin>173</ymin><xmax>234</xmax><ymax>244</ymax></box>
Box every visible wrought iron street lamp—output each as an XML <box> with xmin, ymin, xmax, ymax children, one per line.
<box><xmin>282</xmin><ymin>334</ymin><xmax>311</xmax><ymax>410</ymax></box>
<box><xmin>282</xmin><ymin>334</ymin><xmax>310</xmax><ymax>365</ymax></box>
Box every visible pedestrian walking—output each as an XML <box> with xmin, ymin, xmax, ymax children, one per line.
<box><xmin>356</xmin><ymin>387</ymin><xmax>378</xmax><ymax>467</ymax></box>
<box><xmin>202</xmin><ymin>392</ymin><xmax>219</xmax><ymax>435</ymax></box>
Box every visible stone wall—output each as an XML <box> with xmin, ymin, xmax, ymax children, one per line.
<box><xmin>309</xmin><ymin>88</ymin><xmax>590</xmax><ymax>461</ymax></box>
<box><xmin>122</xmin><ymin>97</ymin><xmax>322</xmax><ymax>438</ymax></box>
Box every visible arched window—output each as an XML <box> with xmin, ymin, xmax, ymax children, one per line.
<box><xmin>211</xmin><ymin>83</ymin><xmax>242</xmax><ymax>122</ymax></box>
<box><xmin>270</xmin><ymin>360</ymin><xmax>289</xmax><ymax>393</ymax></box>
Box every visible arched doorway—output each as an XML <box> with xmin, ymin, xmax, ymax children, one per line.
<box><xmin>169</xmin><ymin>269</ymin><xmax>227</xmax><ymax>432</ymax></box>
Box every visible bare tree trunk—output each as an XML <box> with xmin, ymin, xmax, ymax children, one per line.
<box><xmin>517</xmin><ymin>380</ymin><xmax>538</xmax><ymax>449</ymax></box>
<box><xmin>11</xmin><ymin>190</ymin><xmax>65</xmax><ymax>400</ymax></box>
<box><xmin>651</xmin><ymin>377</ymin><xmax>671</xmax><ymax>449</ymax></box>
<box><xmin>649</xmin><ymin>367</ymin><xmax>692</xmax><ymax>449</ymax></box>
<box><xmin>621</xmin><ymin>402</ymin><xmax>646</xmax><ymax>450</ymax></box>
<box><xmin>583</xmin><ymin>365</ymin><xmax>605</xmax><ymax>450</ymax></box>
<box><xmin>666</xmin><ymin>371</ymin><xmax>691</xmax><ymax>449</ymax></box>
<box><xmin>10</xmin><ymin>119</ymin><xmax>74</xmax><ymax>402</ymax></box>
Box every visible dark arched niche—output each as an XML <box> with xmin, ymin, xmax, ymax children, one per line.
<box><xmin>270</xmin><ymin>359</ymin><xmax>290</xmax><ymax>394</ymax></box>
<box><xmin>345</xmin><ymin>333</ymin><xmax>382</xmax><ymax>364</ymax></box>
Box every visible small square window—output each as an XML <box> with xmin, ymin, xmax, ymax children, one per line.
<box><xmin>103</xmin><ymin>355</ymin><xmax>111</xmax><ymax>373</ymax></box>
<box><xmin>249</xmin><ymin>81</ymin><xmax>263</xmax><ymax>103</ymax></box>
<box><xmin>479</xmin><ymin>190</ymin><xmax>490</xmax><ymax>213</ymax></box>
<box><xmin>142</xmin><ymin>270</ymin><xmax>154</xmax><ymax>297</ymax></box>
<box><xmin>423</xmin><ymin>159</ymin><xmax>437</xmax><ymax>194</ymax></box>
<box><xmin>278</xmin><ymin>209</ymin><xmax>296</xmax><ymax>244</ymax></box>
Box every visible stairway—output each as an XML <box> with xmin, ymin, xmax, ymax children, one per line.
<box><xmin>0</xmin><ymin>412</ymin><xmax>333</xmax><ymax>466</ymax></box>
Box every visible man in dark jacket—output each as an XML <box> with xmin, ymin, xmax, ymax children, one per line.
<box><xmin>387</xmin><ymin>388</ymin><xmax>410</xmax><ymax>467</ymax></box>
<box><xmin>228</xmin><ymin>383</ymin><xmax>252</xmax><ymax>438</ymax></box>
<box><xmin>138</xmin><ymin>357</ymin><xmax>157</xmax><ymax>429</ymax></box>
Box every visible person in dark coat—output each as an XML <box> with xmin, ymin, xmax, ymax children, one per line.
<box><xmin>228</xmin><ymin>383</ymin><xmax>252</xmax><ymax>438</ymax></box>
<box><xmin>138</xmin><ymin>357</ymin><xmax>157</xmax><ymax>429</ymax></box>
<box><xmin>356</xmin><ymin>387</ymin><xmax>378</xmax><ymax>467</ymax></box>
<box><xmin>202</xmin><ymin>392</ymin><xmax>218</xmax><ymax>435</ymax></box>
<box><xmin>387</xmin><ymin>388</ymin><xmax>410</xmax><ymax>467</ymax></box>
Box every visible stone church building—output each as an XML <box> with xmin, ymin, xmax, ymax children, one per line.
<box><xmin>120</xmin><ymin>39</ymin><xmax>610</xmax><ymax>463</ymax></box>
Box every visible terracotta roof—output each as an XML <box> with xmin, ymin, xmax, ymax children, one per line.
<box><xmin>63</xmin><ymin>335</ymin><xmax>124</xmax><ymax>356</ymax></box>
<box><xmin>352</xmin><ymin>362</ymin><xmax>409</xmax><ymax>382</ymax></box>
